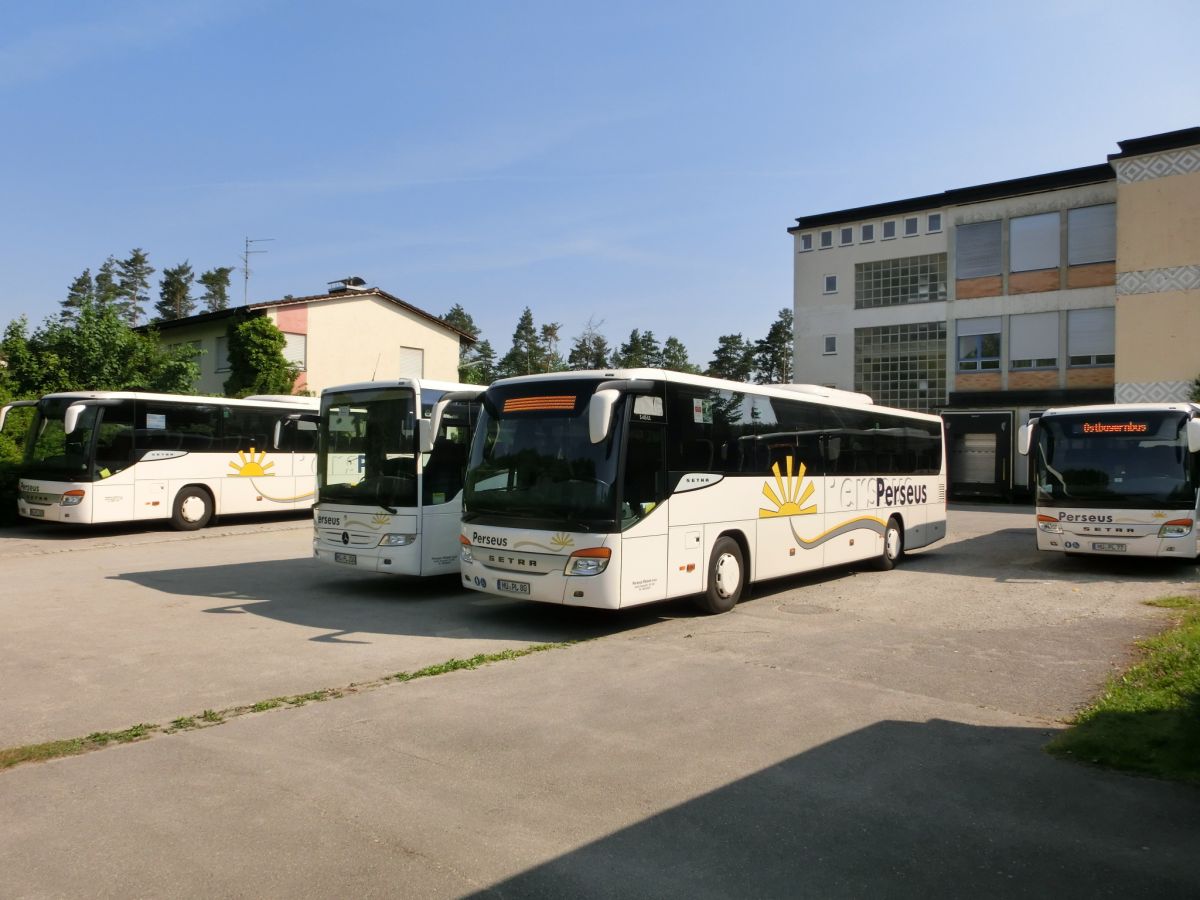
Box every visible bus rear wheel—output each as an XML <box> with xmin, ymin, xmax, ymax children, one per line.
<box><xmin>696</xmin><ymin>537</ymin><xmax>745</xmax><ymax>615</ymax></box>
<box><xmin>171</xmin><ymin>487</ymin><xmax>213</xmax><ymax>531</ymax></box>
<box><xmin>876</xmin><ymin>516</ymin><xmax>903</xmax><ymax>570</ymax></box>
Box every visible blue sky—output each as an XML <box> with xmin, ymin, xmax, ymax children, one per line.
<box><xmin>1</xmin><ymin>0</ymin><xmax>1196</xmax><ymax>367</ymax></box>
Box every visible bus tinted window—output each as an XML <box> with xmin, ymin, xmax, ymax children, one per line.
<box><xmin>222</xmin><ymin>407</ymin><xmax>281</xmax><ymax>451</ymax></box>
<box><xmin>136</xmin><ymin>402</ymin><xmax>220</xmax><ymax>452</ymax></box>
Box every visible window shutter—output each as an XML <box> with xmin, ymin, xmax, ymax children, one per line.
<box><xmin>1010</xmin><ymin>213</ymin><xmax>1060</xmax><ymax>272</ymax></box>
<box><xmin>1067</xmin><ymin>205</ymin><xmax>1115</xmax><ymax>266</ymax></box>
<box><xmin>1009</xmin><ymin>312</ymin><xmax>1058</xmax><ymax>360</ymax></box>
<box><xmin>956</xmin><ymin>316</ymin><xmax>1001</xmax><ymax>337</ymax></box>
<box><xmin>1068</xmin><ymin>308</ymin><xmax>1114</xmax><ymax>356</ymax></box>
<box><xmin>282</xmin><ymin>333</ymin><xmax>307</xmax><ymax>370</ymax></box>
<box><xmin>398</xmin><ymin>346</ymin><xmax>424</xmax><ymax>378</ymax></box>
<box><xmin>955</xmin><ymin>221</ymin><xmax>1002</xmax><ymax>278</ymax></box>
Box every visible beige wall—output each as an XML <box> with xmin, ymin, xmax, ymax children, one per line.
<box><xmin>1115</xmin><ymin>291</ymin><xmax>1200</xmax><ymax>383</ymax></box>
<box><xmin>301</xmin><ymin>295</ymin><xmax>460</xmax><ymax>393</ymax></box>
<box><xmin>1116</xmin><ymin>172</ymin><xmax>1200</xmax><ymax>272</ymax></box>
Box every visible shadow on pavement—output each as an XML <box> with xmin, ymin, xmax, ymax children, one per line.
<box><xmin>472</xmin><ymin>718</ymin><xmax>1200</xmax><ymax>899</ymax></box>
<box><xmin>110</xmin><ymin>558</ymin><xmax>699</xmax><ymax>644</ymax></box>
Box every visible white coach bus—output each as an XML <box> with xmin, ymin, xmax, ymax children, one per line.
<box><xmin>0</xmin><ymin>391</ymin><xmax>320</xmax><ymax>529</ymax></box>
<box><xmin>456</xmin><ymin>369</ymin><xmax>946</xmax><ymax>613</ymax></box>
<box><xmin>312</xmin><ymin>379</ymin><xmax>483</xmax><ymax>576</ymax></box>
<box><xmin>1019</xmin><ymin>403</ymin><xmax>1200</xmax><ymax>559</ymax></box>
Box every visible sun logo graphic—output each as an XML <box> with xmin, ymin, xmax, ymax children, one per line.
<box><xmin>228</xmin><ymin>447</ymin><xmax>275</xmax><ymax>477</ymax></box>
<box><xmin>550</xmin><ymin>532</ymin><xmax>575</xmax><ymax>550</ymax></box>
<box><xmin>759</xmin><ymin>455</ymin><xmax>817</xmax><ymax>518</ymax></box>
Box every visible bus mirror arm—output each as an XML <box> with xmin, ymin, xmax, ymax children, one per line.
<box><xmin>1017</xmin><ymin>421</ymin><xmax>1035</xmax><ymax>456</ymax></box>
<box><xmin>1187</xmin><ymin>419</ymin><xmax>1200</xmax><ymax>454</ymax></box>
<box><xmin>424</xmin><ymin>391</ymin><xmax>481</xmax><ymax>453</ymax></box>
<box><xmin>0</xmin><ymin>400</ymin><xmax>37</xmax><ymax>433</ymax></box>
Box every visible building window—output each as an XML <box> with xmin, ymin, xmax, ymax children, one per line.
<box><xmin>860</xmin><ymin>223</ymin><xmax>874</xmax><ymax>242</ymax></box>
<box><xmin>854</xmin><ymin>253</ymin><xmax>947</xmax><ymax>309</ymax></box>
<box><xmin>840</xmin><ymin>226</ymin><xmax>853</xmax><ymax>246</ymax></box>
<box><xmin>1010</xmin><ymin>212</ymin><xmax>1060</xmax><ymax>272</ymax></box>
<box><xmin>799</xmin><ymin>234</ymin><xmax>813</xmax><ymax>252</ymax></box>
<box><xmin>282</xmin><ymin>333</ymin><xmax>307</xmax><ymax>371</ymax></box>
<box><xmin>927</xmin><ymin>213</ymin><xmax>942</xmax><ymax>233</ymax></box>
<box><xmin>903</xmin><ymin>216</ymin><xmax>919</xmax><ymax>237</ymax></box>
<box><xmin>1009</xmin><ymin>311</ymin><xmax>1058</xmax><ymax>369</ymax></box>
<box><xmin>823</xmin><ymin>275</ymin><xmax>838</xmax><ymax>294</ymax></box>
<box><xmin>956</xmin><ymin>317</ymin><xmax>1001</xmax><ymax>371</ymax></box>
<box><xmin>216</xmin><ymin>335</ymin><xmax>230</xmax><ymax>372</ymax></box>
<box><xmin>820</xmin><ymin>230</ymin><xmax>833</xmax><ymax>249</ymax></box>
<box><xmin>823</xmin><ymin>335</ymin><xmax>837</xmax><ymax>355</ymax></box>
<box><xmin>1067</xmin><ymin>204</ymin><xmax>1115</xmax><ymax>265</ymax></box>
<box><xmin>882</xmin><ymin>220</ymin><xmax>897</xmax><ymax>240</ymax></box>
<box><xmin>1067</xmin><ymin>307</ymin><xmax>1115</xmax><ymax>366</ymax></box>
<box><xmin>854</xmin><ymin>321</ymin><xmax>947</xmax><ymax>412</ymax></box>
<box><xmin>399</xmin><ymin>345</ymin><xmax>425</xmax><ymax>377</ymax></box>
<box><xmin>955</xmin><ymin>220</ymin><xmax>1002</xmax><ymax>279</ymax></box>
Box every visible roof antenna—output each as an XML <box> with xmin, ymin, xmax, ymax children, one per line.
<box><xmin>371</xmin><ymin>353</ymin><xmax>381</xmax><ymax>380</ymax></box>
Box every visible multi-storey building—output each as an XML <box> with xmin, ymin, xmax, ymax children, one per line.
<box><xmin>789</xmin><ymin>127</ymin><xmax>1199</xmax><ymax>500</ymax></box>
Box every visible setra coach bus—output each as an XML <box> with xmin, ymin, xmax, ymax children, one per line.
<box><xmin>1019</xmin><ymin>402</ymin><xmax>1200</xmax><ymax>559</ymax></box>
<box><xmin>455</xmin><ymin>369</ymin><xmax>946</xmax><ymax>613</ymax></box>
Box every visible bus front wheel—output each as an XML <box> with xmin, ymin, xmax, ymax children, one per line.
<box><xmin>172</xmin><ymin>487</ymin><xmax>213</xmax><ymax>531</ymax></box>
<box><xmin>876</xmin><ymin>517</ymin><xmax>903</xmax><ymax>571</ymax></box>
<box><xmin>697</xmin><ymin>537</ymin><xmax>745</xmax><ymax>615</ymax></box>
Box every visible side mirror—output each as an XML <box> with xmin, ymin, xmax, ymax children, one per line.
<box><xmin>418</xmin><ymin>419</ymin><xmax>433</xmax><ymax>454</ymax></box>
<box><xmin>589</xmin><ymin>389</ymin><xmax>620</xmax><ymax>444</ymax></box>
<box><xmin>1017</xmin><ymin>421</ymin><xmax>1034</xmax><ymax>456</ymax></box>
<box><xmin>0</xmin><ymin>400</ymin><xmax>36</xmax><ymax>433</ymax></box>
<box><xmin>1187</xmin><ymin>419</ymin><xmax>1200</xmax><ymax>454</ymax></box>
<box><xmin>64</xmin><ymin>403</ymin><xmax>86</xmax><ymax>436</ymax></box>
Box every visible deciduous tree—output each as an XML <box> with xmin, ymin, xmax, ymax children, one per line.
<box><xmin>222</xmin><ymin>315</ymin><xmax>298</xmax><ymax>397</ymax></box>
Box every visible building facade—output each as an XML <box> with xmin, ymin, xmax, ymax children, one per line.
<box><xmin>147</xmin><ymin>281</ymin><xmax>472</xmax><ymax>396</ymax></box>
<box><xmin>789</xmin><ymin>127</ymin><xmax>1199</xmax><ymax>500</ymax></box>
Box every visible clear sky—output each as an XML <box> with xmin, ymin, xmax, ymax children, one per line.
<box><xmin>1</xmin><ymin>0</ymin><xmax>1197</xmax><ymax>367</ymax></box>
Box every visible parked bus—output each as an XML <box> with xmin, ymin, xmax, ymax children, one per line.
<box><xmin>0</xmin><ymin>391</ymin><xmax>320</xmax><ymax>529</ymax></box>
<box><xmin>1018</xmin><ymin>403</ymin><xmax>1200</xmax><ymax>559</ymax></box>
<box><xmin>312</xmin><ymin>378</ymin><xmax>483</xmax><ymax>576</ymax></box>
<box><xmin>456</xmin><ymin>369</ymin><xmax>946</xmax><ymax>613</ymax></box>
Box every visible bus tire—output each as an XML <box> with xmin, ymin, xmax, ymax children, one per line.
<box><xmin>171</xmin><ymin>487</ymin><xmax>213</xmax><ymax>531</ymax></box>
<box><xmin>696</xmin><ymin>536</ymin><xmax>745</xmax><ymax>615</ymax></box>
<box><xmin>876</xmin><ymin>516</ymin><xmax>903</xmax><ymax>571</ymax></box>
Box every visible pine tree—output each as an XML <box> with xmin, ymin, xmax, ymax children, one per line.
<box><xmin>567</xmin><ymin>318</ymin><xmax>611</xmax><ymax>370</ymax></box>
<box><xmin>613</xmin><ymin>329</ymin><xmax>663</xmax><ymax>368</ymax></box>
<box><xmin>114</xmin><ymin>248</ymin><xmax>155</xmax><ymax>325</ymax></box>
<box><xmin>94</xmin><ymin>257</ymin><xmax>121</xmax><ymax>307</ymax></box>
<box><xmin>539</xmin><ymin>322</ymin><xmax>565</xmax><ymax>372</ymax></box>
<box><xmin>753</xmin><ymin>308</ymin><xmax>794</xmax><ymax>384</ymax></box>
<box><xmin>707</xmin><ymin>334</ymin><xmax>755</xmax><ymax>382</ymax></box>
<box><xmin>661</xmin><ymin>336</ymin><xmax>700</xmax><ymax>374</ymax></box>
<box><xmin>497</xmin><ymin>307</ymin><xmax>544</xmax><ymax>378</ymax></box>
<box><xmin>442</xmin><ymin>303</ymin><xmax>488</xmax><ymax>381</ymax></box>
<box><xmin>464</xmin><ymin>338</ymin><xmax>497</xmax><ymax>384</ymax></box>
<box><xmin>155</xmin><ymin>261</ymin><xmax>196</xmax><ymax>321</ymax></box>
<box><xmin>61</xmin><ymin>270</ymin><xmax>94</xmax><ymax>321</ymax></box>
<box><xmin>198</xmin><ymin>266</ymin><xmax>234</xmax><ymax>312</ymax></box>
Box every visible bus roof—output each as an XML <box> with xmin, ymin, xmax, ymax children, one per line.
<box><xmin>486</xmin><ymin>368</ymin><xmax>942</xmax><ymax>423</ymax></box>
<box><xmin>31</xmin><ymin>391</ymin><xmax>320</xmax><ymax>410</ymax></box>
<box><xmin>1037</xmin><ymin>402</ymin><xmax>1200</xmax><ymax>418</ymax></box>
<box><xmin>320</xmin><ymin>378</ymin><xmax>485</xmax><ymax>397</ymax></box>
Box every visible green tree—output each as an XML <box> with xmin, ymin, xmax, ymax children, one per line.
<box><xmin>198</xmin><ymin>266</ymin><xmax>234</xmax><ymax>312</ymax></box>
<box><xmin>498</xmin><ymin>307</ymin><xmax>546</xmax><ymax>378</ymax></box>
<box><xmin>539</xmin><ymin>322</ymin><xmax>565</xmax><ymax>372</ymax></box>
<box><xmin>155</xmin><ymin>261</ymin><xmax>196</xmax><ymax>321</ymax></box>
<box><xmin>60</xmin><ymin>269</ymin><xmax>95</xmax><ymax>321</ymax></box>
<box><xmin>753</xmin><ymin>308</ymin><xmax>794</xmax><ymax>384</ymax></box>
<box><xmin>222</xmin><ymin>315</ymin><xmax>298</xmax><ymax>397</ymax></box>
<box><xmin>567</xmin><ymin>318</ymin><xmax>611</xmax><ymax>370</ymax></box>
<box><xmin>612</xmin><ymin>329</ymin><xmax>662</xmax><ymax>368</ymax></box>
<box><xmin>115</xmin><ymin>248</ymin><xmax>155</xmax><ymax>325</ymax></box>
<box><xmin>442</xmin><ymin>302</ymin><xmax>489</xmax><ymax>382</ymax></box>
<box><xmin>94</xmin><ymin>257</ymin><xmax>121</xmax><ymax>307</ymax></box>
<box><xmin>707</xmin><ymin>333</ymin><xmax>754</xmax><ymax>382</ymax></box>
<box><xmin>661</xmin><ymin>336</ymin><xmax>700</xmax><ymax>374</ymax></box>
<box><xmin>462</xmin><ymin>338</ymin><xmax>497</xmax><ymax>384</ymax></box>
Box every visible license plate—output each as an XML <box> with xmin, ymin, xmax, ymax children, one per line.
<box><xmin>497</xmin><ymin>579</ymin><xmax>530</xmax><ymax>595</ymax></box>
<box><xmin>27</xmin><ymin>508</ymin><xmax>44</xmax><ymax>517</ymax></box>
<box><xmin>334</xmin><ymin>552</ymin><xmax>357</xmax><ymax>565</ymax></box>
<box><xmin>1092</xmin><ymin>542</ymin><xmax>1126</xmax><ymax>552</ymax></box>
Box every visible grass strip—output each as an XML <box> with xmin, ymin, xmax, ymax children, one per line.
<box><xmin>0</xmin><ymin>642</ymin><xmax>573</xmax><ymax>772</ymax></box>
<box><xmin>1047</xmin><ymin>595</ymin><xmax>1200</xmax><ymax>785</ymax></box>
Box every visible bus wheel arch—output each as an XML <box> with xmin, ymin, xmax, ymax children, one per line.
<box><xmin>696</xmin><ymin>531</ymin><xmax>750</xmax><ymax>615</ymax></box>
<box><xmin>171</xmin><ymin>485</ymin><xmax>215</xmax><ymax>531</ymax></box>
<box><xmin>876</xmin><ymin>515</ymin><xmax>904</xmax><ymax>570</ymax></box>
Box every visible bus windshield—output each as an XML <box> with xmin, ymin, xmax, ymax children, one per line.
<box><xmin>318</xmin><ymin>387</ymin><xmax>418</xmax><ymax>510</ymax></box>
<box><xmin>1035</xmin><ymin>411</ymin><xmax>1196</xmax><ymax>508</ymax></box>
<box><xmin>23</xmin><ymin>398</ymin><xmax>99</xmax><ymax>481</ymax></box>
<box><xmin>464</xmin><ymin>380</ymin><xmax>619</xmax><ymax>531</ymax></box>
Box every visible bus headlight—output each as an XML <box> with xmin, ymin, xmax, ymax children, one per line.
<box><xmin>60</xmin><ymin>490</ymin><xmax>85</xmax><ymax>507</ymax></box>
<box><xmin>566</xmin><ymin>547</ymin><xmax>611</xmax><ymax>576</ymax></box>
<box><xmin>379</xmin><ymin>533</ymin><xmax>415</xmax><ymax>547</ymax></box>
<box><xmin>1036</xmin><ymin>514</ymin><xmax>1063</xmax><ymax>535</ymax></box>
<box><xmin>1158</xmin><ymin>519</ymin><xmax>1193</xmax><ymax>538</ymax></box>
<box><xmin>459</xmin><ymin>534</ymin><xmax>474</xmax><ymax>562</ymax></box>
